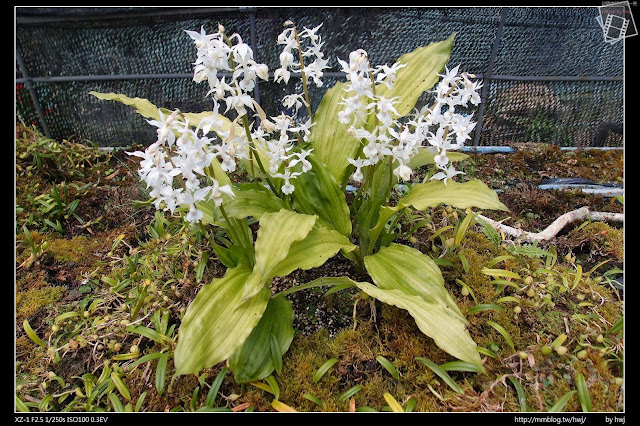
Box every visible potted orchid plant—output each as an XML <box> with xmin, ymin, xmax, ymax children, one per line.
<box><xmin>91</xmin><ymin>19</ymin><xmax>507</xmax><ymax>384</ymax></box>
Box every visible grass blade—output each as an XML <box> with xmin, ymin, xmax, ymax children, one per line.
<box><xmin>482</xmin><ymin>267</ymin><xmax>522</xmax><ymax>280</ymax></box>
<box><xmin>313</xmin><ymin>358</ymin><xmax>338</xmax><ymax>383</ymax></box>
<box><xmin>338</xmin><ymin>385</ymin><xmax>363</xmax><ymax>401</ymax></box>
<box><xmin>508</xmin><ymin>376</ymin><xmax>528</xmax><ymax>412</ymax></box>
<box><xmin>575</xmin><ymin>373</ymin><xmax>592</xmax><ymax>412</ymax></box>
<box><xmin>416</xmin><ymin>357</ymin><xmax>463</xmax><ymax>394</ymax></box>
<box><xmin>405</xmin><ymin>397</ymin><xmax>417</xmax><ymax>412</ymax></box>
<box><xmin>477</xmin><ymin>346</ymin><xmax>498</xmax><ymax>358</ymax></box>
<box><xmin>439</xmin><ymin>360</ymin><xmax>485</xmax><ymax>373</ymax></box>
<box><xmin>376</xmin><ymin>355</ymin><xmax>400</xmax><ymax>380</ymax></box>
<box><xmin>455</xmin><ymin>279</ymin><xmax>477</xmax><ymax>304</ymax></box>
<box><xmin>16</xmin><ymin>395</ymin><xmax>30</xmax><ymax>412</ymax></box>
<box><xmin>467</xmin><ymin>304</ymin><xmax>504</xmax><ymax>315</ymax></box>
<box><xmin>129</xmin><ymin>352</ymin><xmax>163</xmax><ymax>370</ymax></box>
<box><xmin>108</xmin><ymin>393</ymin><xmax>125</xmax><ymax>412</ymax></box>
<box><xmin>23</xmin><ymin>319</ymin><xmax>45</xmax><ymax>347</ymax></box>
<box><xmin>135</xmin><ymin>391</ymin><xmax>147</xmax><ymax>412</ymax></box>
<box><xmin>110</xmin><ymin>372</ymin><xmax>131</xmax><ymax>401</ymax></box>
<box><xmin>272</xmin><ymin>399</ymin><xmax>297</xmax><ymax>412</ymax></box>
<box><xmin>486</xmin><ymin>321</ymin><xmax>515</xmax><ymax>352</ymax></box>
<box><xmin>205</xmin><ymin>367</ymin><xmax>227</xmax><ymax>408</ymax></box>
<box><xmin>265</xmin><ymin>375</ymin><xmax>280</xmax><ymax>401</ymax></box>
<box><xmin>303</xmin><ymin>393</ymin><xmax>324</xmax><ymax>408</ymax></box>
<box><xmin>155</xmin><ymin>352</ymin><xmax>169</xmax><ymax>396</ymax></box>
<box><xmin>249</xmin><ymin>381</ymin><xmax>274</xmax><ymax>394</ymax></box>
<box><xmin>383</xmin><ymin>392</ymin><xmax>404</xmax><ymax>412</ymax></box>
<box><xmin>486</xmin><ymin>255</ymin><xmax>516</xmax><ymax>268</ymax></box>
<box><xmin>548</xmin><ymin>390</ymin><xmax>576</xmax><ymax>412</ymax></box>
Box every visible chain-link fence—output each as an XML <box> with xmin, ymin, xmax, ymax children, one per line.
<box><xmin>15</xmin><ymin>6</ymin><xmax>624</xmax><ymax>147</ymax></box>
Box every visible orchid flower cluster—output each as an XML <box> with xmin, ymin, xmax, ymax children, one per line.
<box><xmin>127</xmin><ymin>109</ymin><xmax>234</xmax><ymax>224</ymax></box>
<box><xmin>341</xmin><ymin>55</ymin><xmax>482</xmax><ymax>185</ymax></box>
<box><xmin>128</xmin><ymin>23</ymin><xmax>331</xmax><ymax>224</ymax></box>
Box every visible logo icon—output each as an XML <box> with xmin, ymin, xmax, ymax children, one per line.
<box><xmin>597</xmin><ymin>1</ymin><xmax>637</xmax><ymax>43</ymax></box>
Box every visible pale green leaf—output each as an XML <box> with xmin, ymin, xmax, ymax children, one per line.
<box><xmin>383</xmin><ymin>392</ymin><xmax>404</xmax><ymax>412</ymax></box>
<box><xmin>361</xmin><ymin>244</ymin><xmax>482</xmax><ymax>367</ymax></box>
<box><xmin>308</xmin><ymin>82</ymin><xmax>362</xmax><ymax>185</ymax></box>
<box><xmin>267</xmin><ymin>226</ymin><xmax>355</xmax><ymax>279</ymax></box>
<box><xmin>253</xmin><ymin>209</ymin><xmax>317</xmax><ymax>282</ymax></box>
<box><xmin>399</xmin><ymin>179</ymin><xmax>509</xmax><ymax>212</ymax></box>
<box><xmin>407</xmin><ymin>147</ymin><xmax>469</xmax><ymax>170</ymax></box>
<box><xmin>376</xmin><ymin>33</ymin><xmax>455</xmax><ymax>117</ymax></box>
<box><xmin>174</xmin><ymin>266</ymin><xmax>271</xmax><ymax>375</ymax></box>
<box><xmin>89</xmin><ymin>91</ymin><xmax>237</xmax><ymax>136</ymax></box>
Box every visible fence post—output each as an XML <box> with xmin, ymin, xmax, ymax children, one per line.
<box><xmin>16</xmin><ymin>47</ymin><xmax>52</xmax><ymax>139</ymax></box>
<box><xmin>472</xmin><ymin>7</ymin><xmax>508</xmax><ymax>147</ymax></box>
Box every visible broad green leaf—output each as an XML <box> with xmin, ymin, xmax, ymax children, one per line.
<box><xmin>376</xmin><ymin>33</ymin><xmax>455</xmax><ymax>117</ymax></box>
<box><xmin>267</xmin><ymin>226</ymin><xmax>355</xmax><ymax>279</ymax></box>
<box><xmin>174</xmin><ymin>266</ymin><xmax>271</xmax><ymax>375</ymax></box>
<box><xmin>223</xmin><ymin>185</ymin><xmax>287</xmax><ymax>221</ymax></box>
<box><xmin>229</xmin><ymin>295</ymin><xmax>295</xmax><ymax>383</ymax></box>
<box><xmin>399</xmin><ymin>178</ymin><xmax>509</xmax><ymax>213</ymax></box>
<box><xmin>253</xmin><ymin>209</ymin><xmax>317</xmax><ymax>279</ymax></box>
<box><xmin>362</xmin><ymin>244</ymin><xmax>482</xmax><ymax>367</ymax></box>
<box><xmin>309</xmin><ymin>82</ymin><xmax>362</xmax><ymax>185</ymax></box>
<box><xmin>364</xmin><ymin>244</ymin><xmax>464</xmax><ymax>321</ymax></box>
<box><xmin>292</xmin><ymin>154</ymin><xmax>352</xmax><ymax>237</ymax></box>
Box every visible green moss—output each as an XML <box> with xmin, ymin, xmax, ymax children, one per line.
<box><xmin>16</xmin><ymin>286</ymin><xmax>65</xmax><ymax>322</ymax></box>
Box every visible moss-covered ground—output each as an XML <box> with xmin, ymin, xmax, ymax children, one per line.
<box><xmin>15</xmin><ymin>124</ymin><xmax>623</xmax><ymax>413</ymax></box>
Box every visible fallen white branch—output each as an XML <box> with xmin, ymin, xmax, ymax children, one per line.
<box><xmin>477</xmin><ymin>207</ymin><xmax>623</xmax><ymax>243</ymax></box>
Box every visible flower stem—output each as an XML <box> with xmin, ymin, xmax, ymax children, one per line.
<box><xmin>242</xmin><ymin>114</ymin><xmax>282</xmax><ymax>198</ymax></box>
<box><xmin>293</xmin><ymin>25</ymin><xmax>314</xmax><ymax>122</ymax></box>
